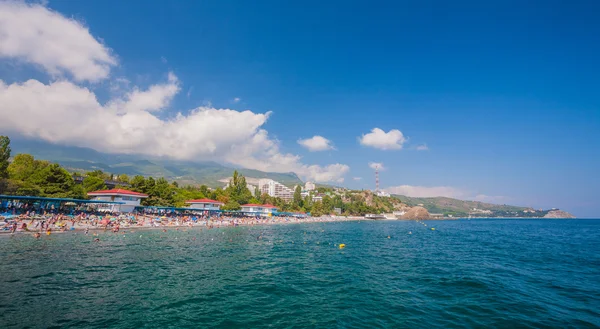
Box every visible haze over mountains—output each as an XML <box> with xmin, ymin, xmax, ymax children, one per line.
<box><xmin>9</xmin><ymin>139</ymin><xmax>302</xmax><ymax>188</ymax></box>
<box><xmin>8</xmin><ymin>138</ymin><xmax>576</xmax><ymax>217</ymax></box>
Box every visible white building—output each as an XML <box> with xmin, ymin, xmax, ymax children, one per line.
<box><xmin>258</xmin><ymin>179</ymin><xmax>294</xmax><ymax>201</ymax></box>
<box><xmin>87</xmin><ymin>189</ymin><xmax>148</xmax><ymax>213</ymax></box>
<box><xmin>375</xmin><ymin>190</ymin><xmax>390</xmax><ymax>197</ymax></box>
<box><xmin>240</xmin><ymin>203</ymin><xmax>278</xmax><ymax>216</ymax></box>
<box><xmin>305</xmin><ymin>182</ymin><xmax>316</xmax><ymax>191</ymax></box>
<box><xmin>185</xmin><ymin>199</ymin><xmax>223</xmax><ymax>211</ymax></box>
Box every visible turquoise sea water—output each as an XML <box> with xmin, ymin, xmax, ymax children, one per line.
<box><xmin>1</xmin><ymin>219</ymin><xmax>599</xmax><ymax>328</ymax></box>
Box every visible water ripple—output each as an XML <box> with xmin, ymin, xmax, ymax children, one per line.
<box><xmin>0</xmin><ymin>219</ymin><xmax>599</xmax><ymax>328</ymax></box>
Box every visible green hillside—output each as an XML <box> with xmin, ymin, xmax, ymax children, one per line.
<box><xmin>9</xmin><ymin>139</ymin><xmax>303</xmax><ymax>188</ymax></box>
<box><xmin>393</xmin><ymin>195</ymin><xmax>531</xmax><ymax>217</ymax></box>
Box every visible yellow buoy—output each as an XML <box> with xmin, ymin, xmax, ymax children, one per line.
<box><xmin>339</xmin><ymin>244</ymin><xmax>346</xmax><ymax>249</ymax></box>
<box><xmin>431</xmin><ymin>228</ymin><xmax>435</xmax><ymax>230</ymax></box>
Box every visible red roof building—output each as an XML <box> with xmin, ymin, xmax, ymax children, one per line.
<box><xmin>87</xmin><ymin>189</ymin><xmax>147</xmax><ymax>213</ymax></box>
<box><xmin>186</xmin><ymin>198</ymin><xmax>224</xmax><ymax>210</ymax></box>
<box><xmin>87</xmin><ymin>189</ymin><xmax>148</xmax><ymax>197</ymax></box>
<box><xmin>240</xmin><ymin>203</ymin><xmax>278</xmax><ymax>215</ymax></box>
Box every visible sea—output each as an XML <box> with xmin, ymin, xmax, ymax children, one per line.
<box><xmin>0</xmin><ymin>219</ymin><xmax>599</xmax><ymax>328</ymax></box>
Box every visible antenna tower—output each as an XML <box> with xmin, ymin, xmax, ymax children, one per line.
<box><xmin>375</xmin><ymin>165</ymin><xmax>380</xmax><ymax>192</ymax></box>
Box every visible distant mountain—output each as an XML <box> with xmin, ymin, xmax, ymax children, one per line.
<box><xmin>392</xmin><ymin>195</ymin><xmax>539</xmax><ymax>217</ymax></box>
<box><xmin>9</xmin><ymin>139</ymin><xmax>303</xmax><ymax>188</ymax></box>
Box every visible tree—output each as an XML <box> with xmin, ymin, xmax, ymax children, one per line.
<box><xmin>322</xmin><ymin>195</ymin><xmax>334</xmax><ymax>214</ymax></box>
<box><xmin>7</xmin><ymin>154</ymin><xmax>38</xmax><ymax>181</ymax></box>
<box><xmin>293</xmin><ymin>185</ymin><xmax>303</xmax><ymax>208</ymax></box>
<box><xmin>153</xmin><ymin>177</ymin><xmax>174</xmax><ymax>205</ymax></box>
<box><xmin>30</xmin><ymin>163</ymin><xmax>76</xmax><ymax>197</ymax></box>
<box><xmin>0</xmin><ymin>136</ymin><xmax>11</xmax><ymax>179</ymax></box>
<box><xmin>199</xmin><ymin>185</ymin><xmax>210</xmax><ymax>197</ymax></box>
<box><xmin>254</xmin><ymin>186</ymin><xmax>261</xmax><ymax>199</ymax></box>
<box><xmin>225</xmin><ymin>170</ymin><xmax>253</xmax><ymax>205</ymax></box>
<box><xmin>87</xmin><ymin>170</ymin><xmax>110</xmax><ymax>180</ymax></box>
<box><xmin>130</xmin><ymin>175</ymin><xmax>146</xmax><ymax>192</ymax></box>
<box><xmin>83</xmin><ymin>175</ymin><xmax>106</xmax><ymax>193</ymax></box>
<box><xmin>117</xmin><ymin>174</ymin><xmax>130</xmax><ymax>184</ymax></box>
<box><xmin>311</xmin><ymin>201</ymin><xmax>324</xmax><ymax>217</ymax></box>
<box><xmin>221</xmin><ymin>200</ymin><xmax>241</xmax><ymax>211</ymax></box>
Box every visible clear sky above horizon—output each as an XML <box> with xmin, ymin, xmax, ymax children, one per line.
<box><xmin>0</xmin><ymin>1</ymin><xmax>598</xmax><ymax>217</ymax></box>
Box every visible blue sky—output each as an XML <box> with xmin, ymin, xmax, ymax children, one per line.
<box><xmin>0</xmin><ymin>1</ymin><xmax>598</xmax><ymax>217</ymax></box>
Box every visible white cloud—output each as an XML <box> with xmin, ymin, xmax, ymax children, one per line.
<box><xmin>384</xmin><ymin>185</ymin><xmax>464</xmax><ymax>198</ymax></box>
<box><xmin>0</xmin><ymin>2</ymin><xmax>116</xmax><ymax>82</ymax></box>
<box><xmin>0</xmin><ymin>3</ymin><xmax>349</xmax><ymax>184</ymax></box>
<box><xmin>0</xmin><ymin>78</ymin><xmax>348</xmax><ymax>182</ymax></box>
<box><xmin>359</xmin><ymin>128</ymin><xmax>406</xmax><ymax>150</ymax></box>
<box><xmin>107</xmin><ymin>72</ymin><xmax>179</xmax><ymax>113</ymax></box>
<box><xmin>416</xmin><ymin>144</ymin><xmax>429</xmax><ymax>151</ymax></box>
<box><xmin>368</xmin><ymin>162</ymin><xmax>384</xmax><ymax>170</ymax></box>
<box><xmin>353</xmin><ymin>177</ymin><xmax>362</xmax><ymax>181</ymax></box>
<box><xmin>225</xmin><ymin>130</ymin><xmax>349</xmax><ymax>182</ymax></box>
<box><xmin>297</xmin><ymin>136</ymin><xmax>335</xmax><ymax>151</ymax></box>
<box><xmin>232</xmin><ymin>97</ymin><xmax>241</xmax><ymax>103</ymax></box>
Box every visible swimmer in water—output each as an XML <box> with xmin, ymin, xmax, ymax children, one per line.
<box><xmin>94</xmin><ymin>238</ymin><xmax>100</xmax><ymax>242</ymax></box>
<box><xmin>33</xmin><ymin>232</ymin><xmax>41</xmax><ymax>239</ymax></box>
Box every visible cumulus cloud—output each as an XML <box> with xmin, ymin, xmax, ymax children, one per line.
<box><xmin>384</xmin><ymin>185</ymin><xmax>464</xmax><ymax>198</ymax></box>
<box><xmin>0</xmin><ymin>2</ymin><xmax>116</xmax><ymax>82</ymax></box>
<box><xmin>0</xmin><ymin>2</ymin><xmax>350</xmax><ymax>184</ymax></box>
<box><xmin>416</xmin><ymin>144</ymin><xmax>429</xmax><ymax>151</ymax></box>
<box><xmin>368</xmin><ymin>162</ymin><xmax>384</xmax><ymax>170</ymax></box>
<box><xmin>0</xmin><ymin>77</ymin><xmax>348</xmax><ymax>182</ymax></box>
<box><xmin>232</xmin><ymin>97</ymin><xmax>241</xmax><ymax>103</ymax></box>
<box><xmin>107</xmin><ymin>72</ymin><xmax>179</xmax><ymax>113</ymax></box>
<box><xmin>359</xmin><ymin>128</ymin><xmax>406</xmax><ymax>150</ymax></box>
<box><xmin>297</xmin><ymin>135</ymin><xmax>335</xmax><ymax>151</ymax></box>
<box><xmin>225</xmin><ymin>130</ymin><xmax>349</xmax><ymax>182</ymax></box>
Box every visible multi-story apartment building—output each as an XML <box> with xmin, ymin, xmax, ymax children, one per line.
<box><xmin>258</xmin><ymin>179</ymin><xmax>294</xmax><ymax>201</ymax></box>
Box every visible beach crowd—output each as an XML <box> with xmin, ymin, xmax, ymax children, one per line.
<box><xmin>1</xmin><ymin>202</ymin><xmax>360</xmax><ymax>237</ymax></box>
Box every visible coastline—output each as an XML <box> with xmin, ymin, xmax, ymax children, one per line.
<box><xmin>0</xmin><ymin>215</ymin><xmax>370</xmax><ymax>236</ymax></box>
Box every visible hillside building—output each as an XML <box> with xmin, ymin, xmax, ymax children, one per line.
<box><xmin>375</xmin><ymin>190</ymin><xmax>390</xmax><ymax>197</ymax></box>
<box><xmin>258</xmin><ymin>179</ymin><xmax>294</xmax><ymax>201</ymax></box>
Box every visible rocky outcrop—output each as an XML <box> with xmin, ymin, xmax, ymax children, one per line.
<box><xmin>401</xmin><ymin>206</ymin><xmax>431</xmax><ymax>220</ymax></box>
<box><xmin>543</xmin><ymin>210</ymin><xmax>575</xmax><ymax>218</ymax></box>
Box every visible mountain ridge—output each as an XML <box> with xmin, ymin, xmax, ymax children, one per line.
<box><xmin>9</xmin><ymin>139</ymin><xmax>303</xmax><ymax>188</ymax></box>
<box><xmin>392</xmin><ymin>194</ymin><xmax>574</xmax><ymax>218</ymax></box>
